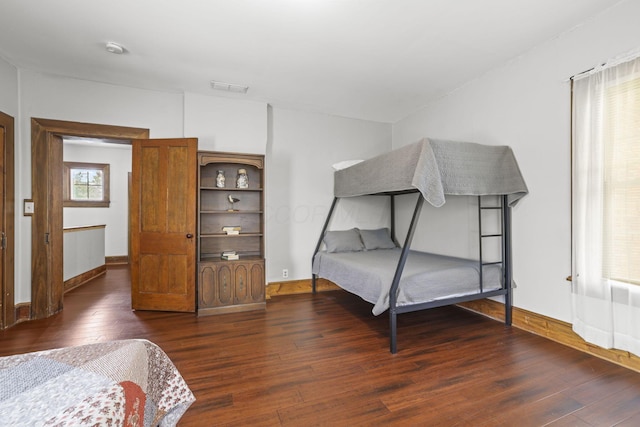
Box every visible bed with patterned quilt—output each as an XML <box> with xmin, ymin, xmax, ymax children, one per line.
<box><xmin>0</xmin><ymin>339</ymin><xmax>194</xmax><ymax>427</ymax></box>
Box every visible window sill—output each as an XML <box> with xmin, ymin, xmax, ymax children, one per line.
<box><xmin>63</xmin><ymin>201</ymin><xmax>110</xmax><ymax>208</ymax></box>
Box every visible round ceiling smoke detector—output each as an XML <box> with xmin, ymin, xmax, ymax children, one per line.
<box><xmin>105</xmin><ymin>42</ymin><xmax>126</xmax><ymax>54</ymax></box>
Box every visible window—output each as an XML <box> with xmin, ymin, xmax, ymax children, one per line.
<box><xmin>602</xmin><ymin>76</ymin><xmax>640</xmax><ymax>285</ymax></box>
<box><xmin>571</xmin><ymin>55</ymin><xmax>640</xmax><ymax>355</ymax></box>
<box><xmin>63</xmin><ymin>162</ymin><xmax>110</xmax><ymax>207</ymax></box>
<box><xmin>573</xmin><ymin>58</ymin><xmax>640</xmax><ymax>288</ymax></box>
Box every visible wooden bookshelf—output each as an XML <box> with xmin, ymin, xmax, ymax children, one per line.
<box><xmin>197</xmin><ymin>151</ymin><xmax>265</xmax><ymax>315</ymax></box>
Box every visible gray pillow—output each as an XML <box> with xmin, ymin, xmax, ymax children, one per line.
<box><xmin>323</xmin><ymin>228</ymin><xmax>364</xmax><ymax>253</ymax></box>
<box><xmin>359</xmin><ymin>228</ymin><xmax>396</xmax><ymax>250</ymax></box>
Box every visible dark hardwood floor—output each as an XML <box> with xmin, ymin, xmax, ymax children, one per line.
<box><xmin>2</xmin><ymin>266</ymin><xmax>640</xmax><ymax>426</ymax></box>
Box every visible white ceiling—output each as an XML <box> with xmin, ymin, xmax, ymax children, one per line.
<box><xmin>0</xmin><ymin>0</ymin><xmax>623</xmax><ymax>123</ymax></box>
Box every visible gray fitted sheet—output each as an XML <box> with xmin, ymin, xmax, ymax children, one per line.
<box><xmin>312</xmin><ymin>248</ymin><xmax>502</xmax><ymax>315</ymax></box>
<box><xmin>334</xmin><ymin>138</ymin><xmax>528</xmax><ymax>207</ymax></box>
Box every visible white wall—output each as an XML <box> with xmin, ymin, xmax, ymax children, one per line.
<box><xmin>7</xmin><ymin>68</ymin><xmax>392</xmax><ymax>304</ymax></box>
<box><xmin>184</xmin><ymin>92</ymin><xmax>268</xmax><ymax>154</ymax></box>
<box><xmin>0</xmin><ymin>56</ymin><xmax>18</xmax><ymax>117</ymax></box>
<box><xmin>63</xmin><ymin>142</ymin><xmax>132</xmax><ymax>257</ymax></box>
<box><xmin>63</xmin><ymin>226</ymin><xmax>105</xmax><ymax>281</ymax></box>
<box><xmin>16</xmin><ymin>70</ymin><xmax>185</xmax><ymax>303</ymax></box>
<box><xmin>392</xmin><ymin>0</ymin><xmax>640</xmax><ymax>323</ymax></box>
<box><xmin>184</xmin><ymin>94</ymin><xmax>392</xmax><ymax>283</ymax></box>
<box><xmin>267</xmin><ymin>107</ymin><xmax>391</xmax><ymax>282</ymax></box>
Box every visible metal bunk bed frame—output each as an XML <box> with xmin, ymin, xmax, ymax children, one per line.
<box><xmin>311</xmin><ymin>190</ymin><xmax>513</xmax><ymax>354</ymax></box>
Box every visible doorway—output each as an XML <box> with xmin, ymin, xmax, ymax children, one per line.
<box><xmin>30</xmin><ymin>118</ymin><xmax>149</xmax><ymax>320</ymax></box>
<box><xmin>62</xmin><ymin>137</ymin><xmax>132</xmax><ymax>289</ymax></box>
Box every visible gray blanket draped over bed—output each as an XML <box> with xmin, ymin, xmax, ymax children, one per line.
<box><xmin>312</xmin><ymin>249</ymin><xmax>502</xmax><ymax>315</ymax></box>
<box><xmin>334</xmin><ymin>138</ymin><xmax>528</xmax><ymax>207</ymax></box>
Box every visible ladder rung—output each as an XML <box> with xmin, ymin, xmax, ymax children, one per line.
<box><xmin>481</xmin><ymin>234</ymin><xmax>502</xmax><ymax>238</ymax></box>
<box><xmin>480</xmin><ymin>206</ymin><xmax>502</xmax><ymax>210</ymax></box>
<box><xmin>482</xmin><ymin>261</ymin><xmax>503</xmax><ymax>266</ymax></box>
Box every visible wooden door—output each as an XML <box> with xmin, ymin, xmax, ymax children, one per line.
<box><xmin>0</xmin><ymin>120</ymin><xmax>4</xmax><ymax>328</ymax></box>
<box><xmin>131</xmin><ymin>138</ymin><xmax>197</xmax><ymax>312</ymax></box>
<box><xmin>0</xmin><ymin>112</ymin><xmax>14</xmax><ymax>329</ymax></box>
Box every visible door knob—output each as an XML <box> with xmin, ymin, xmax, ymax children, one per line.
<box><xmin>186</xmin><ymin>233</ymin><xmax>193</xmax><ymax>238</ymax></box>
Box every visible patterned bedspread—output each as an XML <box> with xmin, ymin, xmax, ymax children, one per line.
<box><xmin>0</xmin><ymin>339</ymin><xmax>195</xmax><ymax>427</ymax></box>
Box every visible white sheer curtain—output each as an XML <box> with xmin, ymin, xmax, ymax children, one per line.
<box><xmin>572</xmin><ymin>55</ymin><xmax>640</xmax><ymax>357</ymax></box>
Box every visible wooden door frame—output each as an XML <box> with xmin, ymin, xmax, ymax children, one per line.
<box><xmin>30</xmin><ymin>118</ymin><xmax>149</xmax><ymax>320</ymax></box>
<box><xmin>0</xmin><ymin>111</ymin><xmax>15</xmax><ymax>328</ymax></box>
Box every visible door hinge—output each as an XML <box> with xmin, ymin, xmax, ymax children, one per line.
<box><xmin>1</xmin><ymin>232</ymin><xmax>5</xmax><ymax>250</ymax></box>
<box><xmin>45</xmin><ymin>233</ymin><xmax>50</xmax><ymax>244</ymax></box>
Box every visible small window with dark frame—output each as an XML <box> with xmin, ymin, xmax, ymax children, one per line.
<box><xmin>63</xmin><ymin>162</ymin><xmax>110</xmax><ymax>207</ymax></box>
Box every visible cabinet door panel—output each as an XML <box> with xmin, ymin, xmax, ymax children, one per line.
<box><xmin>234</xmin><ymin>264</ymin><xmax>249</xmax><ymax>304</ymax></box>
<box><xmin>199</xmin><ymin>264</ymin><xmax>216</xmax><ymax>307</ymax></box>
<box><xmin>250</xmin><ymin>262</ymin><xmax>265</xmax><ymax>303</ymax></box>
<box><xmin>216</xmin><ymin>265</ymin><xmax>233</xmax><ymax>306</ymax></box>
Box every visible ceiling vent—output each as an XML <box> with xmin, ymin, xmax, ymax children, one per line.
<box><xmin>210</xmin><ymin>80</ymin><xmax>249</xmax><ymax>94</ymax></box>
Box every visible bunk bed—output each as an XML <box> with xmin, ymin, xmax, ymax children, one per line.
<box><xmin>312</xmin><ymin>138</ymin><xmax>528</xmax><ymax>353</ymax></box>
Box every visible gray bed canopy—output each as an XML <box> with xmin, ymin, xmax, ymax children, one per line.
<box><xmin>334</xmin><ymin>138</ymin><xmax>528</xmax><ymax>206</ymax></box>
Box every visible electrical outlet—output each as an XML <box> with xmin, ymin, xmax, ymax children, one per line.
<box><xmin>282</xmin><ymin>269</ymin><xmax>289</xmax><ymax>279</ymax></box>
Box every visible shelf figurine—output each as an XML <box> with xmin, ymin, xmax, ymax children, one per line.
<box><xmin>216</xmin><ymin>170</ymin><xmax>226</xmax><ymax>188</ymax></box>
<box><xmin>236</xmin><ymin>168</ymin><xmax>248</xmax><ymax>188</ymax></box>
<box><xmin>227</xmin><ymin>194</ymin><xmax>240</xmax><ymax>211</ymax></box>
